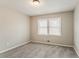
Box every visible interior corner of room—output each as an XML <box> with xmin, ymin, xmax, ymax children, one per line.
<box><xmin>0</xmin><ymin>0</ymin><xmax>79</xmax><ymax>58</ymax></box>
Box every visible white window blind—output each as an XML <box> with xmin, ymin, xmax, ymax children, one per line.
<box><xmin>38</xmin><ymin>19</ymin><xmax>48</xmax><ymax>35</ymax></box>
<box><xmin>38</xmin><ymin>17</ymin><xmax>61</xmax><ymax>36</ymax></box>
<box><xmin>49</xmin><ymin>17</ymin><xmax>61</xmax><ymax>36</ymax></box>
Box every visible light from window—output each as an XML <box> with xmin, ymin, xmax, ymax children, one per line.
<box><xmin>38</xmin><ymin>20</ymin><xmax>48</xmax><ymax>35</ymax></box>
<box><xmin>38</xmin><ymin>17</ymin><xmax>61</xmax><ymax>36</ymax></box>
<box><xmin>49</xmin><ymin>17</ymin><xmax>61</xmax><ymax>36</ymax></box>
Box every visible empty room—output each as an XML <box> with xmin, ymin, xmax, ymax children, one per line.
<box><xmin>0</xmin><ymin>0</ymin><xmax>79</xmax><ymax>58</ymax></box>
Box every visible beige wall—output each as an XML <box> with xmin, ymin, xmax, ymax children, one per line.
<box><xmin>31</xmin><ymin>12</ymin><xmax>73</xmax><ymax>47</ymax></box>
<box><xmin>74</xmin><ymin>3</ymin><xmax>79</xmax><ymax>56</ymax></box>
<box><xmin>0</xmin><ymin>8</ymin><xmax>30</xmax><ymax>52</ymax></box>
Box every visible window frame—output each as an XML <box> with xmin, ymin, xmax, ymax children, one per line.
<box><xmin>48</xmin><ymin>17</ymin><xmax>62</xmax><ymax>36</ymax></box>
<box><xmin>37</xmin><ymin>16</ymin><xmax>62</xmax><ymax>36</ymax></box>
<box><xmin>37</xmin><ymin>19</ymin><xmax>48</xmax><ymax>35</ymax></box>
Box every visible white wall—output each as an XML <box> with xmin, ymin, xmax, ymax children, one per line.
<box><xmin>31</xmin><ymin>12</ymin><xmax>73</xmax><ymax>47</ymax></box>
<box><xmin>74</xmin><ymin>3</ymin><xmax>79</xmax><ymax>56</ymax></box>
<box><xmin>0</xmin><ymin>8</ymin><xmax>30</xmax><ymax>52</ymax></box>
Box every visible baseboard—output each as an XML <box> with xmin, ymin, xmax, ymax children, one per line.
<box><xmin>32</xmin><ymin>41</ymin><xmax>73</xmax><ymax>47</ymax></box>
<box><xmin>73</xmin><ymin>46</ymin><xmax>79</xmax><ymax>56</ymax></box>
<box><xmin>0</xmin><ymin>41</ymin><xmax>31</xmax><ymax>54</ymax></box>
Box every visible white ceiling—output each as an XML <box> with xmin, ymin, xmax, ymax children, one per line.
<box><xmin>0</xmin><ymin>0</ymin><xmax>79</xmax><ymax>16</ymax></box>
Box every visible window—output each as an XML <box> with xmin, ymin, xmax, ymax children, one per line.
<box><xmin>38</xmin><ymin>17</ymin><xmax>61</xmax><ymax>36</ymax></box>
<box><xmin>49</xmin><ymin>17</ymin><xmax>61</xmax><ymax>36</ymax></box>
<box><xmin>38</xmin><ymin>20</ymin><xmax>48</xmax><ymax>35</ymax></box>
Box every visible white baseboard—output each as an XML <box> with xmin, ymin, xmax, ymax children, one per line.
<box><xmin>32</xmin><ymin>41</ymin><xmax>73</xmax><ymax>47</ymax></box>
<box><xmin>73</xmin><ymin>46</ymin><xmax>79</xmax><ymax>56</ymax></box>
<box><xmin>0</xmin><ymin>41</ymin><xmax>31</xmax><ymax>54</ymax></box>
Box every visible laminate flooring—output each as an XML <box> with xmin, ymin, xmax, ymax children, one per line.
<box><xmin>0</xmin><ymin>42</ymin><xmax>78</xmax><ymax>58</ymax></box>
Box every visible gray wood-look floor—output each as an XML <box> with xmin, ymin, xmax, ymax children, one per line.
<box><xmin>0</xmin><ymin>42</ymin><xmax>78</xmax><ymax>58</ymax></box>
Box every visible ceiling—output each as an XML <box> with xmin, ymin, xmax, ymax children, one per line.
<box><xmin>0</xmin><ymin>0</ymin><xmax>79</xmax><ymax>16</ymax></box>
